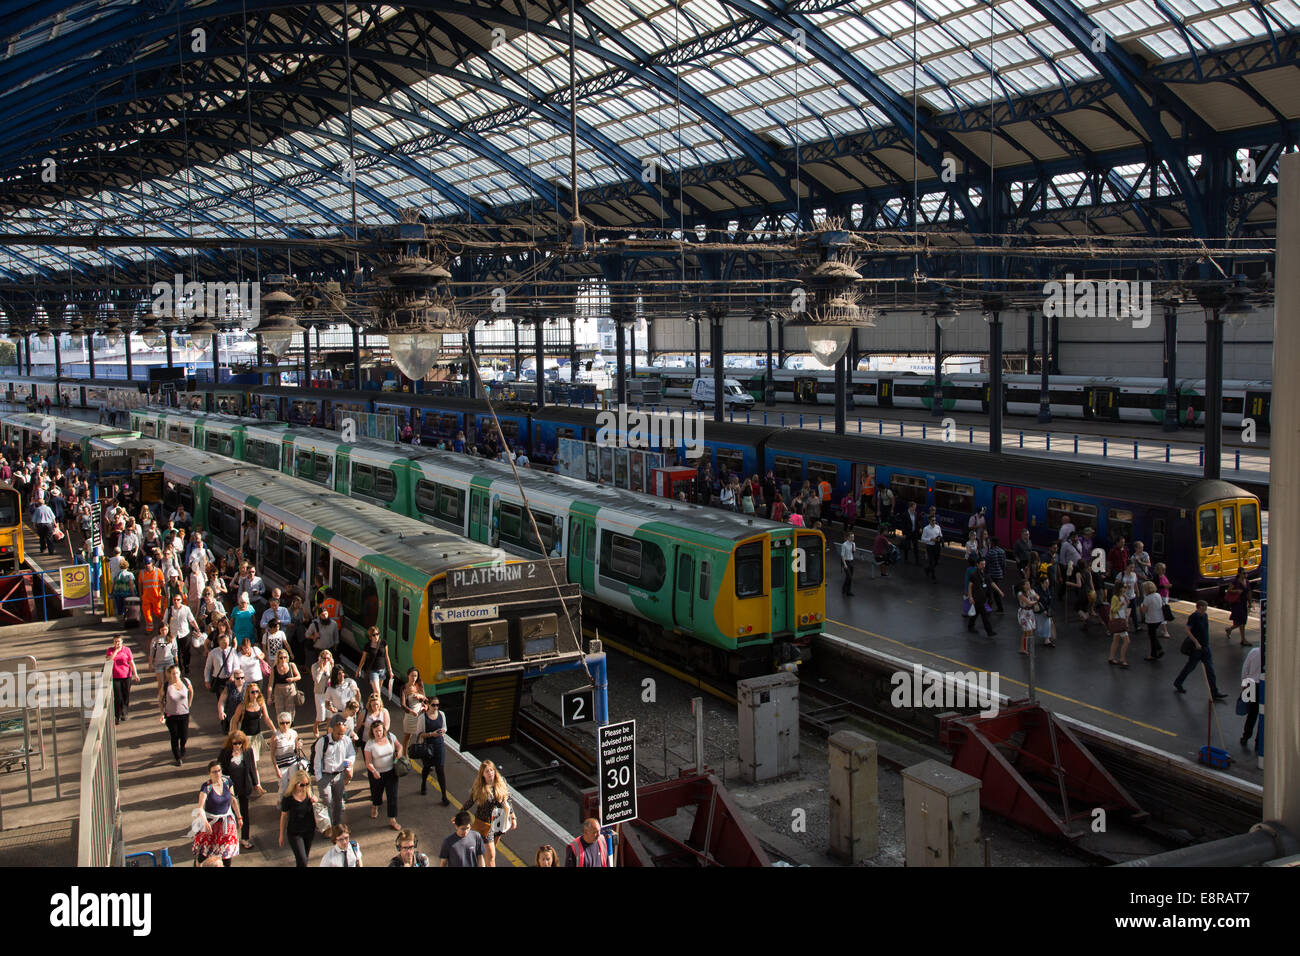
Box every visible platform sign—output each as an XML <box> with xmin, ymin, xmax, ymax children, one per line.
<box><xmin>562</xmin><ymin>685</ymin><xmax>595</xmax><ymax>727</ymax></box>
<box><xmin>447</xmin><ymin>559</ymin><xmax>565</xmax><ymax>599</ymax></box>
<box><xmin>429</xmin><ymin>604</ymin><xmax>498</xmax><ymax>626</ymax></box>
<box><xmin>59</xmin><ymin>565</ymin><xmax>92</xmax><ymax>610</ymax></box>
<box><xmin>597</xmin><ymin>719</ymin><xmax>637</xmax><ymax>825</ymax></box>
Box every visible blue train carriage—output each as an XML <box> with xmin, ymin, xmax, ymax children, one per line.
<box><xmin>154</xmin><ymin>444</ymin><xmax>583</xmax><ymax>696</ymax></box>
<box><xmin>757</xmin><ymin>428</ymin><xmax>1261</xmax><ymax>596</ymax></box>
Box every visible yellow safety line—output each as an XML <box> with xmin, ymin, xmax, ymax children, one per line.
<box><xmin>412</xmin><ymin>763</ymin><xmax>526</xmax><ymax>867</ymax></box>
<box><xmin>828</xmin><ymin>618</ymin><xmax>1179</xmax><ymax>738</ymax></box>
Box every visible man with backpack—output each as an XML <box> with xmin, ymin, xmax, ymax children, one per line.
<box><xmin>313</xmin><ymin>715</ymin><xmax>357</xmax><ymax>827</ymax></box>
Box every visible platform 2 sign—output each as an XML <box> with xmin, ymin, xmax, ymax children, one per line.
<box><xmin>562</xmin><ymin>685</ymin><xmax>595</xmax><ymax>727</ymax></box>
<box><xmin>447</xmin><ymin>559</ymin><xmax>565</xmax><ymax>599</ymax></box>
<box><xmin>598</xmin><ymin>719</ymin><xmax>637</xmax><ymax>826</ymax></box>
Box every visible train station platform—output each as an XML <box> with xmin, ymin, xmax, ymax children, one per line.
<box><xmin>818</xmin><ymin>529</ymin><xmax>1265</xmax><ymax>787</ymax></box>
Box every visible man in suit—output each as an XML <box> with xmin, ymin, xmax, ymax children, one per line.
<box><xmin>900</xmin><ymin>501</ymin><xmax>922</xmax><ymax>564</ymax></box>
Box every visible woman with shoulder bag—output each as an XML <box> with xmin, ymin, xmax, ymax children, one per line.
<box><xmin>1155</xmin><ymin>562</ymin><xmax>1174</xmax><ymax>638</ymax></box>
<box><xmin>269</xmin><ymin>711</ymin><xmax>302</xmax><ymax>796</ymax></box>
<box><xmin>414</xmin><ymin>697</ymin><xmax>449</xmax><ymax>804</ymax></box>
<box><xmin>218</xmin><ymin>731</ymin><xmax>260</xmax><ymax>850</ymax></box>
<box><xmin>269</xmin><ymin>648</ymin><xmax>303</xmax><ymax>721</ymax></box>
<box><xmin>399</xmin><ymin>668</ymin><xmax>427</xmax><ymax>752</ymax></box>
<box><xmin>363</xmin><ymin>722</ymin><xmax>404</xmax><ymax>831</ymax></box>
<box><xmin>278</xmin><ymin>770</ymin><xmax>319</xmax><ymax>867</ymax></box>
<box><xmin>464</xmin><ymin>758</ymin><xmax>515</xmax><ymax>867</ymax></box>
<box><xmin>358</xmin><ymin>626</ymin><xmax>392</xmax><ymax>698</ymax></box>
<box><xmin>231</xmin><ymin>684</ymin><xmax>273</xmax><ymax>774</ymax></box>
<box><xmin>1140</xmin><ymin>580</ymin><xmax>1167</xmax><ymax>661</ymax></box>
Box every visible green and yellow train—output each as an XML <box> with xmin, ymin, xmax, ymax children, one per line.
<box><xmin>129</xmin><ymin>408</ymin><xmax>826</xmax><ymax>677</ymax></box>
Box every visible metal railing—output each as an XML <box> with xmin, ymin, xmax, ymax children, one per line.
<box><xmin>77</xmin><ymin>659</ymin><xmax>120</xmax><ymax>867</ymax></box>
<box><xmin>0</xmin><ymin>567</ymin><xmax>71</xmax><ymax>625</ymax></box>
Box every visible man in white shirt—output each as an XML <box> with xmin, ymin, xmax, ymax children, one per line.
<box><xmin>32</xmin><ymin>501</ymin><xmax>56</xmax><ymax>553</ymax></box>
<box><xmin>1057</xmin><ymin>515</ymin><xmax>1076</xmax><ymax>541</ymax></box>
<box><xmin>204</xmin><ymin>632</ymin><xmax>237</xmax><ymax>699</ymax></box>
<box><xmin>314</xmin><ymin>715</ymin><xmax>357</xmax><ymax>826</ymax></box>
<box><xmin>166</xmin><ymin>593</ymin><xmax>200</xmax><ymax>674</ymax></box>
<box><xmin>515</xmin><ymin>451</ymin><xmax>530</xmax><ymax>469</ymax></box>
<box><xmin>921</xmin><ymin>516</ymin><xmax>944</xmax><ymax>580</ymax></box>
<box><xmin>838</xmin><ymin>535</ymin><xmax>857</xmax><ymax>597</ymax></box>
<box><xmin>108</xmin><ymin>547</ymin><xmax>126</xmax><ymax>582</ymax></box>
<box><xmin>1058</xmin><ymin>533</ymin><xmax>1082</xmax><ymax>570</ymax></box>
<box><xmin>241</xmin><ymin>566</ymin><xmax>266</xmax><ymax>606</ymax></box>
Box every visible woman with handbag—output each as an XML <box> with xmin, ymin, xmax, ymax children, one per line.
<box><xmin>218</xmin><ymin>731</ymin><xmax>260</xmax><ymax>849</ymax></box>
<box><xmin>415</xmin><ymin>697</ymin><xmax>449</xmax><ymax>804</ymax></box>
<box><xmin>278</xmin><ymin>770</ymin><xmax>319</xmax><ymax>867</ymax></box>
<box><xmin>1016</xmin><ymin>578</ymin><xmax>1041</xmax><ymax>655</ymax></box>
<box><xmin>357</xmin><ymin>626</ymin><xmax>392</xmax><ymax>699</ymax></box>
<box><xmin>1155</xmin><ymin>562</ymin><xmax>1174</xmax><ymax>638</ymax></box>
<box><xmin>1224</xmin><ymin>570</ymin><xmax>1250</xmax><ymax>645</ymax></box>
<box><xmin>192</xmin><ymin>760</ymin><xmax>242</xmax><ymax>865</ymax></box>
<box><xmin>269</xmin><ymin>712</ymin><xmax>303</xmax><ymax>796</ymax></box>
<box><xmin>363</xmin><ymin>722</ymin><xmax>404</xmax><ymax>831</ymax></box>
<box><xmin>268</xmin><ymin>648</ymin><xmax>303</xmax><ymax>722</ymax></box>
<box><xmin>231</xmin><ymin>683</ymin><xmax>273</xmax><ymax>774</ymax></box>
<box><xmin>399</xmin><ymin>668</ymin><xmax>427</xmax><ymax>752</ymax></box>
<box><xmin>1140</xmin><ymin>581</ymin><xmax>1167</xmax><ymax>661</ymax></box>
<box><xmin>464</xmin><ymin>759</ymin><xmax>515</xmax><ymax>867</ymax></box>
<box><xmin>311</xmin><ymin>650</ymin><xmax>335</xmax><ymax>737</ymax></box>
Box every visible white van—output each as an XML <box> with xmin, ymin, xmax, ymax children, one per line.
<box><xmin>691</xmin><ymin>377</ymin><xmax>755</xmax><ymax>408</ymax></box>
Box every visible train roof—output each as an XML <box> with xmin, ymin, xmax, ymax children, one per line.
<box><xmin>147</xmin><ymin>441</ymin><xmax>515</xmax><ymax>578</ymax></box>
<box><xmin>408</xmin><ymin>446</ymin><xmax>790</xmax><ymax>542</ymax></box>
<box><xmin>763</xmin><ymin>428</ymin><xmax>1256</xmax><ymax>505</ymax></box>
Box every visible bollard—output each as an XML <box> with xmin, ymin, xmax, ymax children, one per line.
<box><xmin>1166</xmin><ymin>444</ymin><xmax>1171</xmax><ymax>463</ymax></box>
<box><xmin>1046</xmin><ymin>433</ymin><xmax>1051</xmax><ymax>451</ymax></box>
<box><xmin>1074</xmin><ymin>435</ymin><xmax>1079</xmax><ymax>454</ymax></box>
<box><xmin>746</xmin><ymin>410</ymin><xmax>750</xmax><ymax>424</ymax></box>
<box><xmin>901</xmin><ymin>422</ymin><xmax>905</xmax><ymax>438</ymax></box>
<box><xmin>1200</xmin><ymin>446</ymin><xmax>1204</xmax><ymax>467</ymax></box>
<box><xmin>878</xmin><ymin>420</ymin><xmax>883</xmax><ymax>435</ymax></box>
<box><xmin>1102</xmin><ymin>438</ymin><xmax>1107</xmax><ymax>457</ymax></box>
<box><xmin>922</xmin><ymin>425</ymin><xmax>927</xmax><ymax>440</ymax></box>
<box><xmin>1235</xmin><ymin>450</ymin><xmax>1240</xmax><ymax>471</ymax></box>
<box><xmin>968</xmin><ymin>427</ymin><xmax>974</xmax><ymax>443</ymax></box>
<box><xmin>799</xmin><ymin>414</ymin><xmax>803</xmax><ymax>427</ymax></box>
<box><xmin>1134</xmin><ymin>440</ymin><xmax>1138</xmax><ymax>460</ymax></box>
<box><xmin>857</xmin><ymin>419</ymin><xmax>862</xmax><ymax>434</ymax></box>
<box><xmin>781</xmin><ymin>413</ymin><xmax>786</xmax><ymax>427</ymax></box>
<box><xmin>1019</xmin><ymin>431</ymin><xmax>1023</xmax><ymax>448</ymax></box>
<box><xmin>819</xmin><ymin>415</ymin><xmax>823</xmax><ymax>429</ymax></box>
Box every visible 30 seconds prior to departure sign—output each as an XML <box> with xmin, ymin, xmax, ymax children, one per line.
<box><xmin>597</xmin><ymin>720</ymin><xmax>637</xmax><ymax>826</ymax></box>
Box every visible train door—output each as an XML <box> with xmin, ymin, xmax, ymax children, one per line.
<box><xmin>1244</xmin><ymin>390</ymin><xmax>1271</xmax><ymax>432</ymax></box>
<box><xmin>311</xmin><ymin>542</ymin><xmax>331</xmax><ymax>597</ymax></box>
<box><xmin>876</xmin><ymin>378</ymin><xmax>893</xmax><ymax>408</ymax></box>
<box><xmin>794</xmin><ymin>377</ymin><xmax>818</xmax><ymax>403</ymax></box>
<box><xmin>673</xmin><ymin>548</ymin><xmax>695</xmax><ymax>631</ymax></box>
<box><xmin>468</xmin><ymin>489</ymin><xmax>489</xmax><ymax>543</ymax></box>
<box><xmin>335</xmin><ymin>449</ymin><xmax>351</xmax><ymax>495</ymax></box>
<box><xmin>1219</xmin><ymin>503</ymin><xmax>1240</xmax><ymax>578</ymax></box>
<box><xmin>769</xmin><ymin>542</ymin><xmax>789</xmax><ymax>635</ymax></box>
<box><xmin>1237</xmin><ymin>499</ymin><xmax>1262</xmax><ymax>571</ymax></box>
<box><xmin>567</xmin><ymin>515</ymin><xmax>594</xmax><ymax>594</ymax></box>
<box><xmin>1083</xmin><ymin>386</ymin><xmax>1119</xmax><ymax>421</ymax></box>
<box><xmin>993</xmin><ymin>485</ymin><xmax>1027</xmax><ymax>544</ymax></box>
<box><xmin>383</xmin><ymin>579</ymin><xmax>402</xmax><ymax>650</ymax></box>
<box><xmin>1196</xmin><ymin>504</ymin><xmax>1237</xmax><ymax>579</ymax></box>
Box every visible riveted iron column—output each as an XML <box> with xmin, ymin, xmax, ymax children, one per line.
<box><xmin>1162</xmin><ymin>300</ymin><xmax>1179</xmax><ymax>432</ymax></box>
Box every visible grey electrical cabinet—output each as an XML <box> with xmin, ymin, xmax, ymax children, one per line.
<box><xmin>901</xmin><ymin>759</ymin><xmax>983</xmax><ymax>867</ymax></box>
<box><xmin>737</xmin><ymin>672</ymin><xmax>799</xmax><ymax>783</ymax></box>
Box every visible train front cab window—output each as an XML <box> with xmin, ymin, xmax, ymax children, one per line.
<box><xmin>796</xmin><ymin>533</ymin><xmax>823</xmax><ymax>588</ymax></box>
<box><xmin>734</xmin><ymin>541</ymin><xmax>763</xmax><ymax>598</ymax></box>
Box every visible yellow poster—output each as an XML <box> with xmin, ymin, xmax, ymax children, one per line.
<box><xmin>60</xmin><ymin>564</ymin><xmax>92</xmax><ymax>610</ymax></box>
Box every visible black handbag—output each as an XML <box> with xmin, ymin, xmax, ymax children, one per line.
<box><xmin>1161</xmin><ymin>603</ymin><xmax>1175</xmax><ymax>622</ymax></box>
<box><xmin>1180</xmin><ymin>636</ymin><xmax>1197</xmax><ymax>656</ymax></box>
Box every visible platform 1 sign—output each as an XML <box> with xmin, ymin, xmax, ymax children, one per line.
<box><xmin>429</xmin><ymin>604</ymin><xmax>499</xmax><ymax>626</ymax></box>
<box><xmin>597</xmin><ymin>719</ymin><xmax>637</xmax><ymax>826</ymax></box>
<box><xmin>562</xmin><ymin>685</ymin><xmax>595</xmax><ymax>727</ymax></box>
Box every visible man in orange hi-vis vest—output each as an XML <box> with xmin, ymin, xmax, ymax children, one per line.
<box><xmin>138</xmin><ymin>556</ymin><xmax>166</xmax><ymax>633</ymax></box>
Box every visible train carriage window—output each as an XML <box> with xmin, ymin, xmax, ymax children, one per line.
<box><xmin>1151</xmin><ymin>518</ymin><xmax>1167</xmax><ymax>558</ymax></box>
<box><xmin>375</xmin><ymin>469</ymin><xmax>396</xmax><ymax>502</ymax></box>
<box><xmin>699</xmin><ymin>561</ymin><xmax>711</xmax><ymax>600</ymax></box>
<box><xmin>677</xmin><ymin>553</ymin><xmax>693</xmax><ymax>592</ymax></box>
<box><xmin>933</xmin><ymin>481</ymin><xmax>975</xmax><ymax>514</ymax></box>
<box><xmin>314</xmin><ymin>454</ymin><xmax>332</xmax><ymax>482</ymax></box>
<box><xmin>1013</xmin><ymin>495</ymin><xmax>1027</xmax><ymax>524</ymax></box>
<box><xmin>295</xmin><ymin>450</ymin><xmax>315</xmax><ymax>480</ymax></box>
<box><xmin>1222</xmin><ymin>507</ymin><xmax>1236</xmax><ymax>545</ymax></box>
<box><xmin>1198</xmin><ymin>509</ymin><xmax>1219</xmax><ymax>549</ymax></box>
<box><xmin>415</xmin><ymin>480</ymin><xmax>438</xmax><ymax>517</ymax></box>
<box><xmin>1240</xmin><ymin>502</ymin><xmax>1259</xmax><ymax>542</ymax></box>
<box><xmin>205</xmin><ymin>432</ymin><xmax>233</xmax><ymax>456</ymax></box>
<box><xmin>334</xmin><ymin>563</ymin><xmax>379</xmax><ymax>629</ymax></box>
<box><xmin>283</xmin><ymin>540</ymin><xmax>303</xmax><ymax>582</ymax></box>
<box><xmin>388</xmin><ymin>589</ymin><xmax>399</xmax><ymax>632</ymax></box>
<box><xmin>260</xmin><ymin>530</ymin><xmax>282</xmax><ymax>573</ymax></box>
<box><xmin>796</xmin><ymin>533</ymin><xmax>823</xmax><ymax>588</ymax></box>
<box><xmin>499</xmin><ymin>502</ymin><xmax>523</xmax><ymax>542</ymax></box>
<box><xmin>735</xmin><ymin>542</ymin><xmax>764</xmax><ymax>598</ymax></box>
<box><xmin>352</xmin><ymin>464</ymin><xmax>373</xmax><ymax>495</ymax></box>
<box><xmin>401</xmin><ymin>598</ymin><xmax>411</xmax><ymax>643</ymax></box>
<box><xmin>1047</xmin><ymin>498</ymin><xmax>1098</xmax><ymax>532</ymax></box>
<box><xmin>600</xmin><ymin>532</ymin><xmax>666</xmax><ymax>591</ymax></box>
<box><xmin>807</xmin><ymin>460</ymin><xmax>838</xmax><ymax>490</ymax></box>
<box><xmin>608</xmin><ymin>534</ymin><xmax>641</xmax><ymax>578</ymax></box>
<box><xmin>0</xmin><ymin>491</ymin><xmax>18</xmax><ymax>525</ymax></box>
<box><xmin>773</xmin><ymin>455</ymin><xmax>803</xmax><ymax>483</ymax></box>
<box><xmin>438</xmin><ymin>487</ymin><xmax>464</xmax><ymax>522</ymax></box>
<box><xmin>1107</xmin><ymin>509</ymin><xmax>1134</xmax><ymax>545</ymax></box>
<box><xmin>715</xmin><ymin>449</ymin><xmax>744</xmax><ymax>477</ymax></box>
<box><xmin>888</xmin><ymin>474</ymin><xmax>928</xmax><ymax>504</ymax></box>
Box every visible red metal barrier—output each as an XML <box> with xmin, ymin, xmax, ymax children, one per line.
<box><xmin>581</xmin><ymin>774</ymin><xmax>770</xmax><ymax>867</ymax></box>
<box><xmin>939</xmin><ymin>701</ymin><xmax>1147</xmax><ymax>840</ymax></box>
<box><xmin>0</xmin><ymin>572</ymin><xmax>34</xmax><ymax>625</ymax></box>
